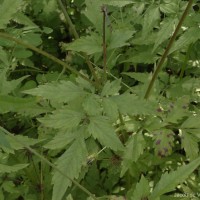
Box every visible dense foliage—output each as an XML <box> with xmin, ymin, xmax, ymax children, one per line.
<box><xmin>0</xmin><ymin>0</ymin><xmax>200</xmax><ymax>199</ymax></box>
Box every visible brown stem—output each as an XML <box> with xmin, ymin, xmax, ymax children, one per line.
<box><xmin>144</xmin><ymin>0</ymin><xmax>194</xmax><ymax>99</ymax></box>
<box><xmin>101</xmin><ymin>5</ymin><xmax>107</xmax><ymax>82</ymax></box>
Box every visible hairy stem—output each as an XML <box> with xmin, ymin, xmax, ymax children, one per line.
<box><xmin>57</xmin><ymin>0</ymin><xmax>100</xmax><ymax>87</ymax></box>
<box><xmin>0</xmin><ymin>32</ymin><xmax>93</xmax><ymax>84</ymax></box>
<box><xmin>144</xmin><ymin>0</ymin><xmax>194</xmax><ymax>99</ymax></box>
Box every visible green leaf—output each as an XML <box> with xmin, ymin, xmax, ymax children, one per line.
<box><xmin>181</xmin><ymin>115</ymin><xmax>200</xmax><ymax>129</ymax></box>
<box><xmin>153</xmin><ymin>130</ymin><xmax>174</xmax><ymax>157</ymax></box>
<box><xmin>127</xmin><ymin>134</ymin><xmax>145</xmax><ymax>162</ymax></box>
<box><xmin>24</xmin><ymin>81</ymin><xmax>87</xmax><ymax>103</ymax></box>
<box><xmin>101</xmin><ymin>79</ymin><xmax>121</xmax><ymax>96</ymax></box>
<box><xmin>38</xmin><ymin>107</ymin><xmax>84</xmax><ymax>130</ymax></box>
<box><xmin>6</xmin><ymin>134</ymin><xmax>42</xmax><ymax>151</ymax></box>
<box><xmin>0</xmin><ymin>163</ymin><xmax>29</xmax><ymax>173</ymax></box>
<box><xmin>0</xmin><ymin>69</ymin><xmax>29</xmax><ymax>95</ymax></box>
<box><xmin>76</xmin><ymin>76</ymin><xmax>95</xmax><ymax>93</ymax></box>
<box><xmin>131</xmin><ymin>34</ymin><xmax>156</xmax><ymax>46</ymax></box>
<box><xmin>0</xmin><ymin>0</ymin><xmax>23</xmax><ymax>28</ymax></box>
<box><xmin>121</xmin><ymin>134</ymin><xmax>145</xmax><ymax>176</ymax></box>
<box><xmin>160</xmin><ymin>1</ymin><xmax>179</xmax><ymax>14</ymax></box>
<box><xmin>0</xmin><ymin>127</ymin><xmax>10</xmax><ymax>148</ymax></box>
<box><xmin>165</xmin><ymin>96</ymin><xmax>190</xmax><ymax>123</ymax></box>
<box><xmin>111</xmin><ymin>94</ymin><xmax>156</xmax><ymax>115</ymax></box>
<box><xmin>109</xmin><ymin>196</ymin><xmax>127</xmax><ymax>200</ymax></box>
<box><xmin>142</xmin><ymin>5</ymin><xmax>160</xmax><ymax>37</ymax></box>
<box><xmin>181</xmin><ymin>131</ymin><xmax>199</xmax><ymax>160</ymax></box>
<box><xmin>66</xmin><ymin>194</ymin><xmax>74</xmax><ymax>200</ymax></box>
<box><xmin>13</xmin><ymin>48</ymin><xmax>33</xmax><ymax>59</ymax></box>
<box><xmin>0</xmin><ymin>126</ymin><xmax>41</xmax><ymax>152</ymax></box>
<box><xmin>83</xmin><ymin>95</ymin><xmax>102</xmax><ymax>116</ymax></box>
<box><xmin>108</xmin><ymin>29</ymin><xmax>133</xmax><ymax>50</ymax></box>
<box><xmin>88</xmin><ymin>116</ymin><xmax>124</xmax><ymax>151</ymax></box>
<box><xmin>102</xmin><ymin>98</ymin><xmax>118</xmax><ymax>122</ymax></box>
<box><xmin>153</xmin><ymin>19</ymin><xmax>177</xmax><ymax>52</ymax></box>
<box><xmin>170</xmin><ymin>27</ymin><xmax>200</xmax><ymax>54</ymax></box>
<box><xmin>13</xmin><ymin>12</ymin><xmax>39</xmax><ymax>28</ymax></box>
<box><xmin>123</xmin><ymin>48</ymin><xmax>159</xmax><ymax>64</ymax></box>
<box><xmin>0</xmin><ymin>189</ymin><xmax>4</xmax><ymax>200</ymax></box>
<box><xmin>0</xmin><ymin>47</ymin><xmax>9</xmax><ymax>66</ymax></box>
<box><xmin>44</xmin><ymin>131</ymin><xmax>75</xmax><ymax>150</ymax></box>
<box><xmin>64</xmin><ymin>33</ymin><xmax>102</xmax><ymax>55</ymax></box>
<box><xmin>149</xmin><ymin>157</ymin><xmax>200</xmax><ymax>199</ymax></box>
<box><xmin>122</xmin><ymin>72</ymin><xmax>150</xmax><ymax>83</ymax></box>
<box><xmin>83</xmin><ymin>0</ymin><xmax>102</xmax><ymax>32</ymax></box>
<box><xmin>52</xmin><ymin>137</ymin><xmax>88</xmax><ymax>200</ymax></box>
<box><xmin>0</xmin><ymin>95</ymin><xmax>48</xmax><ymax>116</ymax></box>
<box><xmin>131</xmin><ymin>175</ymin><xmax>150</xmax><ymax>200</ymax></box>
<box><xmin>100</xmin><ymin>0</ymin><xmax>133</xmax><ymax>7</ymax></box>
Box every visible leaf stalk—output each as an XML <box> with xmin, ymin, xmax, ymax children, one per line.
<box><xmin>101</xmin><ymin>5</ymin><xmax>108</xmax><ymax>82</ymax></box>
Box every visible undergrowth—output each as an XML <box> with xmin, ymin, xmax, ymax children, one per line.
<box><xmin>0</xmin><ymin>0</ymin><xmax>200</xmax><ymax>200</ymax></box>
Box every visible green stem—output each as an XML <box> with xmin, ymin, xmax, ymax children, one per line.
<box><xmin>0</xmin><ymin>32</ymin><xmax>92</xmax><ymax>84</ymax></box>
<box><xmin>179</xmin><ymin>44</ymin><xmax>192</xmax><ymax>79</ymax></box>
<box><xmin>57</xmin><ymin>0</ymin><xmax>79</xmax><ymax>39</ymax></box>
<box><xmin>144</xmin><ymin>0</ymin><xmax>194</xmax><ymax>99</ymax></box>
<box><xmin>56</xmin><ymin>0</ymin><xmax>100</xmax><ymax>87</ymax></box>
<box><xmin>1</xmin><ymin>127</ymin><xmax>97</xmax><ymax>200</ymax></box>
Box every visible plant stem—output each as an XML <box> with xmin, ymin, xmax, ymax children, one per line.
<box><xmin>1</xmin><ymin>127</ymin><xmax>98</xmax><ymax>200</ymax></box>
<box><xmin>56</xmin><ymin>0</ymin><xmax>100</xmax><ymax>87</ymax></box>
<box><xmin>179</xmin><ymin>44</ymin><xmax>192</xmax><ymax>79</ymax></box>
<box><xmin>102</xmin><ymin>5</ymin><xmax>107</xmax><ymax>82</ymax></box>
<box><xmin>57</xmin><ymin>0</ymin><xmax>79</xmax><ymax>39</ymax></box>
<box><xmin>144</xmin><ymin>0</ymin><xmax>194</xmax><ymax>99</ymax></box>
<box><xmin>0</xmin><ymin>32</ymin><xmax>92</xmax><ymax>84</ymax></box>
